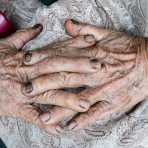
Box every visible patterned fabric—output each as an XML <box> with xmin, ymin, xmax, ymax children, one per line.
<box><xmin>0</xmin><ymin>0</ymin><xmax>148</xmax><ymax>147</ymax></box>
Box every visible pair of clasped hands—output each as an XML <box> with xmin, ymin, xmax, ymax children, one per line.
<box><xmin>0</xmin><ymin>19</ymin><xmax>147</xmax><ymax>134</ymax></box>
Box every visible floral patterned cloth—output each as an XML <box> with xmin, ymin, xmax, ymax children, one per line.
<box><xmin>0</xmin><ymin>0</ymin><xmax>148</xmax><ymax>148</ymax></box>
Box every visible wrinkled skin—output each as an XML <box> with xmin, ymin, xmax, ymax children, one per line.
<box><xmin>38</xmin><ymin>20</ymin><xmax>148</xmax><ymax>132</ymax></box>
<box><xmin>0</xmin><ymin>19</ymin><xmax>148</xmax><ymax>135</ymax></box>
<box><xmin>0</xmin><ymin>23</ymin><xmax>103</xmax><ymax>134</ymax></box>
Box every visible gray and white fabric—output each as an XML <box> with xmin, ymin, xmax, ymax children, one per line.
<box><xmin>0</xmin><ymin>0</ymin><xmax>148</xmax><ymax>147</ymax></box>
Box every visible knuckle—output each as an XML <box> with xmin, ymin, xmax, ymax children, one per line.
<box><xmin>45</xmin><ymin>90</ymin><xmax>59</xmax><ymax>105</ymax></box>
<box><xmin>15</xmin><ymin>66</ymin><xmax>29</xmax><ymax>82</ymax></box>
<box><xmin>58</xmin><ymin>72</ymin><xmax>71</xmax><ymax>85</ymax></box>
<box><xmin>18</xmin><ymin>105</ymin><xmax>40</xmax><ymax>124</ymax></box>
<box><xmin>78</xmin><ymin>93</ymin><xmax>88</xmax><ymax>101</ymax></box>
<box><xmin>95</xmin><ymin>47</ymin><xmax>107</xmax><ymax>59</ymax></box>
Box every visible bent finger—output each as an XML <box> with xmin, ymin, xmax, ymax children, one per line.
<box><xmin>67</xmin><ymin>88</ymin><xmax>137</xmax><ymax>131</ymax></box>
<box><xmin>5</xmin><ymin>57</ymin><xmax>100</xmax><ymax>81</ymax></box>
<box><xmin>23</xmin><ymin>57</ymin><xmax>100</xmax><ymax>77</ymax></box>
<box><xmin>23</xmin><ymin>35</ymin><xmax>96</xmax><ymax>65</ymax></box>
<box><xmin>5</xmin><ymin>24</ymin><xmax>43</xmax><ymax>50</ymax></box>
<box><xmin>17</xmin><ymin>104</ymin><xmax>62</xmax><ymax>135</ymax></box>
<box><xmin>40</xmin><ymin>107</ymin><xmax>75</xmax><ymax>125</ymax></box>
<box><xmin>31</xmin><ymin>90</ymin><xmax>90</xmax><ymax>112</ymax></box>
<box><xmin>65</xmin><ymin>19</ymin><xmax>111</xmax><ymax>41</ymax></box>
<box><xmin>67</xmin><ymin>102</ymin><xmax>113</xmax><ymax>131</ymax></box>
<box><xmin>21</xmin><ymin>60</ymin><xmax>134</xmax><ymax>96</ymax></box>
<box><xmin>21</xmin><ymin>72</ymin><xmax>89</xmax><ymax>96</ymax></box>
<box><xmin>52</xmin><ymin>35</ymin><xmax>96</xmax><ymax>49</ymax></box>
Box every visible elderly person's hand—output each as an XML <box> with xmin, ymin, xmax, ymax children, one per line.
<box><xmin>40</xmin><ymin>19</ymin><xmax>148</xmax><ymax>132</ymax></box>
<box><xmin>0</xmin><ymin>23</ymin><xmax>102</xmax><ymax>134</ymax></box>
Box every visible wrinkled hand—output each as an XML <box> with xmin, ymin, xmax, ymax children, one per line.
<box><xmin>0</xmin><ymin>23</ymin><xmax>102</xmax><ymax>134</ymax></box>
<box><xmin>40</xmin><ymin>19</ymin><xmax>148</xmax><ymax>132</ymax></box>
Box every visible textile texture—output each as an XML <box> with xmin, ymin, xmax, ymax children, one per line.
<box><xmin>0</xmin><ymin>0</ymin><xmax>148</xmax><ymax>148</ymax></box>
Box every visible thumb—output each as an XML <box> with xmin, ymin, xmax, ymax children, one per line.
<box><xmin>65</xmin><ymin>19</ymin><xmax>111</xmax><ymax>41</ymax></box>
<box><xmin>5</xmin><ymin>24</ymin><xmax>43</xmax><ymax>50</ymax></box>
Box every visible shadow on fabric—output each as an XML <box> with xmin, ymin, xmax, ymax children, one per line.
<box><xmin>0</xmin><ymin>138</ymin><xmax>7</xmax><ymax>148</ymax></box>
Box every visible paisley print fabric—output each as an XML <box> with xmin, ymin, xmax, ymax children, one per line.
<box><xmin>0</xmin><ymin>0</ymin><xmax>148</xmax><ymax>147</ymax></box>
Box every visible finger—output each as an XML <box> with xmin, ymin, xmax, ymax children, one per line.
<box><xmin>67</xmin><ymin>82</ymin><xmax>142</xmax><ymax>131</ymax></box>
<box><xmin>20</xmin><ymin>59</ymin><xmax>135</xmax><ymax>97</ymax></box>
<box><xmin>40</xmin><ymin>66</ymin><xmax>137</xmax><ymax>127</ymax></box>
<box><xmin>38</xmin><ymin>89</ymin><xmax>111</xmax><ymax>126</ymax></box>
<box><xmin>21</xmin><ymin>72</ymin><xmax>89</xmax><ymax>96</ymax></box>
<box><xmin>31</xmin><ymin>90</ymin><xmax>90</xmax><ymax>112</ymax></box>
<box><xmin>67</xmin><ymin>102</ymin><xmax>113</xmax><ymax>130</ymax></box>
<box><xmin>24</xmin><ymin>56</ymin><xmax>100</xmax><ymax>75</ymax></box>
<box><xmin>47</xmin><ymin>46</ymin><xmax>136</xmax><ymax>61</ymax></box>
<box><xmin>3</xmin><ymin>57</ymin><xmax>100</xmax><ymax>81</ymax></box>
<box><xmin>65</xmin><ymin>19</ymin><xmax>139</xmax><ymax>54</ymax></box>
<box><xmin>22</xmin><ymin>35</ymin><xmax>96</xmax><ymax>65</ymax></box>
<box><xmin>8</xmin><ymin>57</ymin><xmax>100</xmax><ymax>81</ymax></box>
<box><xmin>67</xmin><ymin>67</ymin><xmax>140</xmax><ymax>130</ymax></box>
<box><xmin>52</xmin><ymin>35</ymin><xmax>96</xmax><ymax>49</ymax></box>
<box><xmin>65</xmin><ymin>19</ymin><xmax>111</xmax><ymax>41</ymax></box>
<box><xmin>40</xmin><ymin>107</ymin><xmax>75</xmax><ymax>125</ymax></box>
<box><xmin>5</xmin><ymin>24</ymin><xmax>43</xmax><ymax>50</ymax></box>
<box><xmin>38</xmin><ymin>85</ymin><xmax>126</xmax><ymax>126</ymax></box>
<box><xmin>16</xmin><ymin>104</ymin><xmax>61</xmax><ymax>135</ymax></box>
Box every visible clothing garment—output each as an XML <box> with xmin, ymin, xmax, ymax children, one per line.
<box><xmin>0</xmin><ymin>0</ymin><xmax>148</xmax><ymax>148</ymax></box>
<box><xmin>0</xmin><ymin>138</ymin><xmax>7</xmax><ymax>148</ymax></box>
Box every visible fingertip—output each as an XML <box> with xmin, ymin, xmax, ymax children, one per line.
<box><xmin>29</xmin><ymin>23</ymin><xmax>43</xmax><ymax>39</ymax></box>
<box><xmin>65</xmin><ymin>19</ymin><xmax>80</xmax><ymax>37</ymax></box>
<box><xmin>32</xmin><ymin>24</ymin><xmax>43</xmax><ymax>33</ymax></box>
<box><xmin>40</xmin><ymin>112</ymin><xmax>51</xmax><ymax>123</ymax></box>
<box><xmin>84</xmin><ymin>35</ymin><xmax>96</xmax><ymax>44</ymax></box>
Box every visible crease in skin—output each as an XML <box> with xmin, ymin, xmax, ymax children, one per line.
<box><xmin>28</xmin><ymin>33</ymin><xmax>147</xmax><ymax>132</ymax></box>
<box><xmin>137</xmin><ymin>38</ymin><xmax>148</xmax><ymax>78</ymax></box>
<box><xmin>98</xmin><ymin>31</ymin><xmax>126</xmax><ymax>45</ymax></box>
<box><xmin>45</xmin><ymin>33</ymin><xmax>148</xmax><ymax>128</ymax></box>
<box><xmin>72</xmin><ymin>55</ymin><xmax>148</xmax><ymax>130</ymax></box>
<box><xmin>0</xmin><ymin>22</ymin><xmax>148</xmax><ymax>134</ymax></box>
<box><xmin>98</xmin><ymin>32</ymin><xmax>137</xmax><ymax>53</ymax></box>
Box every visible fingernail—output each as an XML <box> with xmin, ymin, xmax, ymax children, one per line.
<box><xmin>24</xmin><ymin>82</ymin><xmax>33</xmax><ymax>94</ymax></box>
<box><xmin>24</xmin><ymin>52</ymin><xmax>32</xmax><ymax>63</ymax></box>
<box><xmin>79</xmin><ymin>100</ymin><xmax>90</xmax><ymax>110</ymax></box>
<box><xmin>90</xmin><ymin>58</ymin><xmax>98</xmax><ymax>63</ymax></box>
<box><xmin>68</xmin><ymin>121</ymin><xmax>78</xmax><ymax>130</ymax></box>
<box><xmin>71</xmin><ymin>19</ymin><xmax>79</xmax><ymax>25</ymax></box>
<box><xmin>32</xmin><ymin>24</ymin><xmax>43</xmax><ymax>31</ymax></box>
<box><xmin>40</xmin><ymin>112</ymin><xmax>51</xmax><ymax>123</ymax></box>
<box><xmin>84</xmin><ymin>35</ymin><xmax>95</xmax><ymax>43</ymax></box>
<box><xmin>90</xmin><ymin>58</ymin><xmax>100</xmax><ymax>70</ymax></box>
